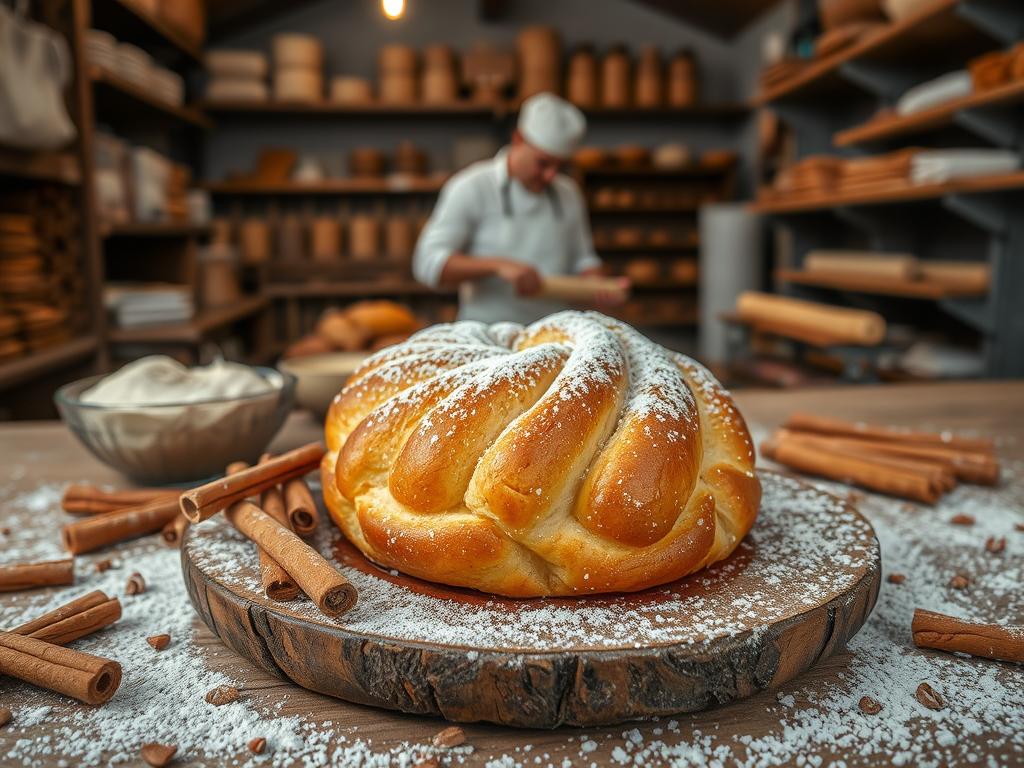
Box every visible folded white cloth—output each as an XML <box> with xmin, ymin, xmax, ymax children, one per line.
<box><xmin>896</xmin><ymin>70</ymin><xmax>971</xmax><ymax>116</ymax></box>
<box><xmin>910</xmin><ymin>149</ymin><xmax>1020</xmax><ymax>184</ymax></box>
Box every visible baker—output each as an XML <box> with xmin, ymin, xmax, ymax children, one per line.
<box><xmin>412</xmin><ymin>92</ymin><xmax>628</xmax><ymax>324</ymax></box>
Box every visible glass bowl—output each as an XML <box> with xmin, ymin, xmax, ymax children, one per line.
<box><xmin>54</xmin><ymin>367</ymin><xmax>296</xmax><ymax>485</ymax></box>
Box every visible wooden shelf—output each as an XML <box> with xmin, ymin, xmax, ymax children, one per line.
<box><xmin>204</xmin><ymin>178</ymin><xmax>446</xmax><ymax>195</ymax></box>
<box><xmin>776</xmin><ymin>269</ymin><xmax>988</xmax><ymax>299</ymax></box>
<box><xmin>90</xmin><ymin>67</ymin><xmax>212</xmax><ymax>130</ymax></box>
<box><xmin>266</xmin><ymin>282</ymin><xmax>455</xmax><ymax>298</ymax></box>
<box><xmin>631</xmin><ymin>280</ymin><xmax>698</xmax><ymax>291</ymax></box>
<box><xmin>202</xmin><ymin>100</ymin><xmax>495</xmax><ymax>117</ymax></box>
<box><xmin>756</xmin><ymin>0</ymin><xmax>1005</xmax><ymax>104</ymax></box>
<box><xmin>591</xmin><ymin>203</ymin><xmax>703</xmax><ymax>214</ymax></box>
<box><xmin>107</xmin><ymin>295</ymin><xmax>268</xmax><ymax>344</ymax></box>
<box><xmin>626</xmin><ymin>311</ymin><xmax>700</xmax><ymax>328</ymax></box>
<box><xmin>578</xmin><ymin>104</ymin><xmax>750</xmax><ymax>119</ymax></box>
<box><xmin>90</xmin><ymin>0</ymin><xmax>203</xmax><ymax>65</ymax></box>
<box><xmin>597</xmin><ymin>242</ymin><xmax>700</xmax><ymax>254</ymax></box>
<box><xmin>0</xmin><ymin>336</ymin><xmax>98</xmax><ymax>392</ymax></box>
<box><xmin>202</xmin><ymin>99</ymin><xmax>750</xmax><ymax>120</ymax></box>
<box><xmin>834</xmin><ymin>79</ymin><xmax>1024</xmax><ymax>147</ymax></box>
<box><xmin>582</xmin><ymin>164</ymin><xmax>735</xmax><ymax>178</ymax></box>
<box><xmin>0</xmin><ymin>147</ymin><xmax>80</xmax><ymax>185</ymax></box>
<box><xmin>100</xmin><ymin>222</ymin><xmax>209</xmax><ymax>238</ymax></box>
<box><xmin>752</xmin><ymin>170</ymin><xmax>1024</xmax><ymax>213</ymax></box>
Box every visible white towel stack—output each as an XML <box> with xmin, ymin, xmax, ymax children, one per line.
<box><xmin>910</xmin><ymin>149</ymin><xmax>1020</xmax><ymax>185</ymax></box>
<box><xmin>106</xmin><ymin>284</ymin><xmax>194</xmax><ymax>329</ymax></box>
<box><xmin>896</xmin><ymin>70</ymin><xmax>971</xmax><ymax>116</ymax></box>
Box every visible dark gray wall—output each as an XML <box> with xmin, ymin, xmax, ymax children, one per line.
<box><xmin>203</xmin><ymin>0</ymin><xmax>796</xmax><ymax>186</ymax></box>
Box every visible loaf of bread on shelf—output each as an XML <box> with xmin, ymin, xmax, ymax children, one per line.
<box><xmin>344</xmin><ymin>300</ymin><xmax>421</xmax><ymax>337</ymax></box>
<box><xmin>286</xmin><ymin>301</ymin><xmax>424</xmax><ymax>359</ymax></box>
<box><xmin>316</xmin><ymin>311</ymin><xmax>370</xmax><ymax>352</ymax></box>
<box><xmin>322</xmin><ymin>310</ymin><xmax>761</xmax><ymax>597</ymax></box>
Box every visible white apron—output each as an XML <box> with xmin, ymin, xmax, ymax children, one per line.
<box><xmin>458</xmin><ymin>178</ymin><xmax>576</xmax><ymax>325</ymax></box>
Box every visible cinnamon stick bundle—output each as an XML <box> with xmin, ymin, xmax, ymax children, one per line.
<box><xmin>283</xmin><ymin>477</ymin><xmax>320</xmax><ymax>536</ymax></box>
<box><xmin>10</xmin><ymin>590</ymin><xmax>122</xmax><ymax>646</ymax></box>
<box><xmin>160</xmin><ymin>515</ymin><xmax>190</xmax><ymax>548</ymax></box>
<box><xmin>180</xmin><ymin>443</ymin><xmax>325</xmax><ymax>523</ymax></box>
<box><xmin>61</xmin><ymin>485</ymin><xmax>178</xmax><ymax>516</ymax></box>
<box><xmin>224</xmin><ymin>501</ymin><xmax>357</xmax><ymax>616</ymax></box>
<box><xmin>0</xmin><ymin>559</ymin><xmax>74</xmax><ymax>592</ymax></box>
<box><xmin>912</xmin><ymin>608</ymin><xmax>1024</xmax><ymax>664</ymax></box>
<box><xmin>227</xmin><ymin>462</ymin><xmax>299</xmax><ymax>602</ymax></box>
<box><xmin>761</xmin><ymin>437</ymin><xmax>941</xmax><ymax>504</ymax></box>
<box><xmin>62</xmin><ymin>497</ymin><xmax>181</xmax><ymax>554</ymax></box>
<box><xmin>776</xmin><ymin>430</ymin><xmax>957</xmax><ymax>494</ymax></box>
<box><xmin>784</xmin><ymin>412</ymin><xmax>995</xmax><ymax>454</ymax></box>
<box><xmin>0</xmin><ymin>631</ymin><xmax>121</xmax><ymax>705</ymax></box>
<box><xmin>781</xmin><ymin>429</ymin><xmax>998</xmax><ymax>485</ymax></box>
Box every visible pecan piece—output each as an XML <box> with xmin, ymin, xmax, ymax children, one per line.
<box><xmin>432</xmin><ymin>726</ymin><xmax>466</xmax><ymax>748</ymax></box>
<box><xmin>985</xmin><ymin>537</ymin><xmax>1006</xmax><ymax>554</ymax></box>
<box><xmin>140</xmin><ymin>743</ymin><xmax>177</xmax><ymax>767</ymax></box>
<box><xmin>948</xmin><ymin>574</ymin><xmax>970</xmax><ymax>590</ymax></box>
<box><xmin>915</xmin><ymin>682</ymin><xmax>944</xmax><ymax>711</ymax></box>
<box><xmin>125</xmin><ymin>572</ymin><xmax>146</xmax><ymax>595</ymax></box>
<box><xmin>858</xmin><ymin>696</ymin><xmax>882</xmax><ymax>715</ymax></box>
<box><xmin>205</xmin><ymin>685</ymin><xmax>240</xmax><ymax>706</ymax></box>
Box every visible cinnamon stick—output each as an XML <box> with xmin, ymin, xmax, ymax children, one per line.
<box><xmin>912</xmin><ymin>608</ymin><xmax>1024</xmax><ymax>664</ymax></box>
<box><xmin>62</xmin><ymin>496</ymin><xmax>181</xmax><ymax>554</ymax></box>
<box><xmin>180</xmin><ymin>443</ymin><xmax>325</xmax><ymax>523</ymax></box>
<box><xmin>777</xmin><ymin>430</ymin><xmax>956</xmax><ymax>493</ymax></box>
<box><xmin>779</xmin><ymin>429</ymin><xmax>998</xmax><ymax>485</ymax></box>
<box><xmin>283</xmin><ymin>477</ymin><xmax>319</xmax><ymax>537</ymax></box>
<box><xmin>761</xmin><ymin>437</ymin><xmax>940</xmax><ymax>504</ymax></box>
<box><xmin>160</xmin><ymin>515</ymin><xmax>190</xmax><ymax>548</ymax></box>
<box><xmin>227</xmin><ymin>462</ymin><xmax>299</xmax><ymax>602</ymax></box>
<box><xmin>784</xmin><ymin>412</ymin><xmax>995</xmax><ymax>454</ymax></box>
<box><xmin>61</xmin><ymin>485</ymin><xmax>178</xmax><ymax>516</ymax></box>
<box><xmin>0</xmin><ymin>631</ymin><xmax>121</xmax><ymax>705</ymax></box>
<box><xmin>224</xmin><ymin>500</ymin><xmax>357</xmax><ymax>616</ymax></box>
<box><xmin>0</xmin><ymin>559</ymin><xmax>74</xmax><ymax>592</ymax></box>
<box><xmin>10</xmin><ymin>591</ymin><xmax>121</xmax><ymax>646</ymax></box>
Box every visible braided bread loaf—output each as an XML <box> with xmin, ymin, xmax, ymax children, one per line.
<box><xmin>322</xmin><ymin>311</ymin><xmax>760</xmax><ymax>597</ymax></box>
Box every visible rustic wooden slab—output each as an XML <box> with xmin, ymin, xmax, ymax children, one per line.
<box><xmin>181</xmin><ymin>471</ymin><xmax>880</xmax><ymax>728</ymax></box>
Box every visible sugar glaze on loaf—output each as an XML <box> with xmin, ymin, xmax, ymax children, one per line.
<box><xmin>322</xmin><ymin>311</ymin><xmax>760</xmax><ymax>597</ymax></box>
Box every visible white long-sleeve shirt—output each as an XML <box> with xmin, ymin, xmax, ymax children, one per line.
<box><xmin>413</xmin><ymin>148</ymin><xmax>601</xmax><ymax>325</ymax></box>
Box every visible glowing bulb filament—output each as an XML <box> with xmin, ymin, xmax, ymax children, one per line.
<box><xmin>382</xmin><ymin>0</ymin><xmax>405</xmax><ymax>20</ymax></box>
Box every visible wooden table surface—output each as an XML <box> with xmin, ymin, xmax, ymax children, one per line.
<box><xmin>1</xmin><ymin>381</ymin><xmax>1021</xmax><ymax>767</ymax></box>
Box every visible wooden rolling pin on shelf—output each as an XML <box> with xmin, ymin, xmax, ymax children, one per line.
<box><xmin>736</xmin><ymin>291</ymin><xmax>886</xmax><ymax>346</ymax></box>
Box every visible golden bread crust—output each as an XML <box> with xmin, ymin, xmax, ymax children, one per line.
<box><xmin>322</xmin><ymin>311</ymin><xmax>760</xmax><ymax>596</ymax></box>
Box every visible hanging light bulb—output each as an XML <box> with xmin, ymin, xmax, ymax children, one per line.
<box><xmin>382</xmin><ymin>0</ymin><xmax>405</xmax><ymax>20</ymax></box>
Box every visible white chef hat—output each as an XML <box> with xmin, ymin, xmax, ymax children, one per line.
<box><xmin>518</xmin><ymin>92</ymin><xmax>586</xmax><ymax>159</ymax></box>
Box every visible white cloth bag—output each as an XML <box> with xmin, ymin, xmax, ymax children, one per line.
<box><xmin>0</xmin><ymin>2</ymin><xmax>76</xmax><ymax>150</ymax></box>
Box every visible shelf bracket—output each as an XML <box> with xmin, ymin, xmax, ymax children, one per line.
<box><xmin>939</xmin><ymin>297</ymin><xmax>995</xmax><ymax>334</ymax></box>
<box><xmin>958</xmin><ymin>0</ymin><xmax>1024</xmax><ymax>45</ymax></box>
<box><xmin>838</xmin><ymin>61</ymin><xmax>918</xmax><ymax>104</ymax></box>
<box><xmin>942</xmin><ymin>194</ymin><xmax>1008</xmax><ymax>234</ymax></box>
<box><xmin>953</xmin><ymin>107</ymin><xmax>1019</xmax><ymax>148</ymax></box>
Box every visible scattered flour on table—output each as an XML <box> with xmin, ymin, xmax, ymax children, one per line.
<box><xmin>0</xmin><ymin>447</ymin><xmax>1021</xmax><ymax>766</ymax></box>
<box><xmin>188</xmin><ymin>472</ymin><xmax>874</xmax><ymax>652</ymax></box>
